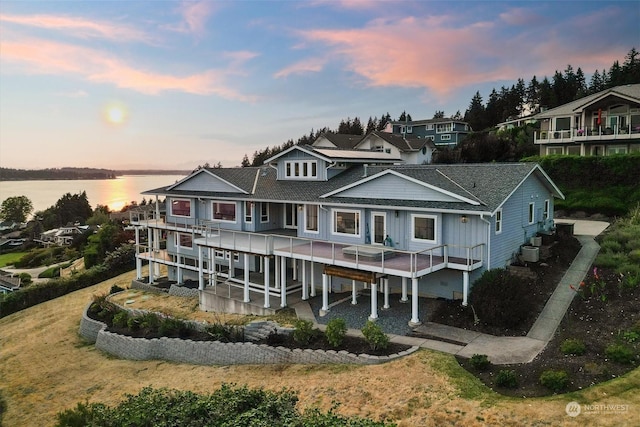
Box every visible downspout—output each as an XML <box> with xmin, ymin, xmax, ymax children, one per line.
<box><xmin>480</xmin><ymin>214</ymin><xmax>491</xmax><ymax>269</ymax></box>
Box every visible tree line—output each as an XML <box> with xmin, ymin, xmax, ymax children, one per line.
<box><xmin>237</xmin><ymin>48</ymin><xmax>638</xmax><ymax>167</ymax></box>
<box><xmin>0</xmin><ymin>167</ymin><xmax>117</xmax><ymax>181</ymax></box>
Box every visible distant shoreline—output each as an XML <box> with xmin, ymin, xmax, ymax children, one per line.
<box><xmin>0</xmin><ymin>168</ymin><xmax>190</xmax><ymax>181</ymax></box>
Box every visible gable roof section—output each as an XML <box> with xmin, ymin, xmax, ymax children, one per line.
<box><xmin>263</xmin><ymin>144</ymin><xmax>334</xmax><ymax>164</ymax></box>
<box><xmin>166</xmin><ymin>168</ymin><xmax>251</xmax><ymax>194</ymax></box>
<box><xmin>312</xmin><ymin>132</ymin><xmax>363</xmax><ymax>149</ymax></box>
<box><xmin>322</xmin><ymin>169</ymin><xmax>481</xmax><ymax>204</ymax></box>
<box><xmin>535</xmin><ymin>84</ymin><xmax>640</xmax><ymax>119</ymax></box>
<box><xmin>313</xmin><ymin>147</ymin><xmax>402</xmax><ymax>163</ymax></box>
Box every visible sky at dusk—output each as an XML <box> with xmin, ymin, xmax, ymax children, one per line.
<box><xmin>1</xmin><ymin>1</ymin><xmax>638</xmax><ymax>170</ymax></box>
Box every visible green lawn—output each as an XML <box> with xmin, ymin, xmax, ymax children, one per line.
<box><xmin>0</xmin><ymin>252</ymin><xmax>28</xmax><ymax>268</ymax></box>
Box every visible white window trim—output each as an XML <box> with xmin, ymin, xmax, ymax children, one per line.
<box><xmin>495</xmin><ymin>209</ymin><xmax>502</xmax><ymax>234</ymax></box>
<box><xmin>440</xmin><ymin>134</ymin><xmax>451</xmax><ymax>141</ymax></box>
<box><xmin>245</xmin><ymin>201</ymin><xmax>253</xmax><ymax>223</ymax></box>
<box><xmin>170</xmin><ymin>198</ymin><xmax>192</xmax><ymax>218</ymax></box>
<box><xmin>211</xmin><ymin>201</ymin><xmax>237</xmax><ymax>223</ymax></box>
<box><xmin>176</xmin><ymin>232</ymin><xmax>193</xmax><ymax>249</ymax></box>
<box><xmin>284</xmin><ymin>160</ymin><xmax>318</xmax><ymax>179</ymax></box>
<box><xmin>331</xmin><ymin>208</ymin><xmax>361</xmax><ymax>237</ymax></box>
<box><xmin>214</xmin><ymin>250</ymin><xmax>225</xmax><ymax>258</ymax></box>
<box><xmin>304</xmin><ymin>204</ymin><xmax>319</xmax><ymax>234</ymax></box>
<box><xmin>260</xmin><ymin>203</ymin><xmax>269</xmax><ymax>223</ymax></box>
<box><xmin>436</xmin><ymin>123</ymin><xmax>453</xmax><ymax>133</ymax></box>
<box><xmin>528</xmin><ymin>202</ymin><xmax>535</xmax><ymax>225</ymax></box>
<box><xmin>411</xmin><ymin>214</ymin><xmax>438</xmax><ymax>244</ymax></box>
<box><xmin>543</xmin><ymin>199</ymin><xmax>550</xmax><ymax>221</ymax></box>
<box><xmin>371</xmin><ymin>211</ymin><xmax>387</xmax><ymax>245</ymax></box>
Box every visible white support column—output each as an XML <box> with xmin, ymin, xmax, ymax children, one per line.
<box><xmin>176</xmin><ymin>243</ymin><xmax>182</xmax><ymax>284</ymax></box>
<box><xmin>368</xmin><ymin>280</ymin><xmax>378</xmax><ymax>321</ymax></box>
<box><xmin>264</xmin><ymin>257</ymin><xmax>270</xmax><ymax>308</ymax></box>
<box><xmin>209</xmin><ymin>248</ymin><xmax>215</xmax><ymax>287</ymax></box>
<box><xmin>280</xmin><ymin>256</ymin><xmax>287</xmax><ymax>307</ymax></box>
<box><xmin>302</xmin><ymin>261</ymin><xmax>308</xmax><ymax>300</ymax></box>
<box><xmin>400</xmin><ymin>277</ymin><xmax>408</xmax><ymax>302</ymax></box>
<box><xmin>409</xmin><ymin>278</ymin><xmax>421</xmax><ymax>326</ymax></box>
<box><xmin>228</xmin><ymin>252</ymin><xmax>234</xmax><ymax>278</ymax></box>
<box><xmin>321</xmin><ymin>273</ymin><xmax>329</xmax><ymax>314</ymax></box>
<box><xmin>135</xmin><ymin>227</ymin><xmax>142</xmax><ymax>279</ymax></box>
<box><xmin>147</xmin><ymin>227</ymin><xmax>154</xmax><ymax>284</ymax></box>
<box><xmin>383</xmin><ymin>278</ymin><xmax>390</xmax><ymax>309</ymax></box>
<box><xmin>292</xmin><ymin>259</ymin><xmax>297</xmax><ymax>281</ymax></box>
<box><xmin>198</xmin><ymin>247</ymin><xmax>204</xmax><ymax>291</ymax></box>
<box><xmin>274</xmin><ymin>256</ymin><xmax>280</xmax><ymax>291</ymax></box>
<box><xmin>153</xmin><ymin>229</ymin><xmax>160</xmax><ymax>276</ymax></box>
<box><xmin>243</xmin><ymin>253</ymin><xmax>250</xmax><ymax>302</ymax></box>
<box><xmin>462</xmin><ymin>271</ymin><xmax>469</xmax><ymax>307</ymax></box>
<box><xmin>351</xmin><ymin>280</ymin><xmax>357</xmax><ymax>305</ymax></box>
<box><xmin>310</xmin><ymin>263</ymin><xmax>316</xmax><ymax>297</ymax></box>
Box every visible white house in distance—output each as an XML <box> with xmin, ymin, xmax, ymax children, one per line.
<box><xmin>131</xmin><ymin>144</ymin><xmax>563</xmax><ymax>326</ymax></box>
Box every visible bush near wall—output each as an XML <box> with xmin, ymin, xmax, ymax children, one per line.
<box><xmin>0</xmin><ymin>245</ymin><xmax>135</xmax><ymax>319</ymax></box>
<box><xmin>521</xmin><ymin>154</ymin><xmax>640</xmax><ymax>216</ymax></box>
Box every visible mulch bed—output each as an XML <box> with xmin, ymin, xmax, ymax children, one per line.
<box><xmin>458</xmin><ymin>269</ymin><xmax>640</xmax><ymax>396</ymax></box>
<box><xmin>430</xmin><ymin>234</ymin><xmax>582</xmax><ymax>336</ymax></box>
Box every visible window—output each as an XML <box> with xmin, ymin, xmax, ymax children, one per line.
<box><xmin>406</xmin><ymin>125</ymin><xmax>413</xmax><ymax>133</ymax></box>
<box><xmin>212</xmin><ymin>202</ymin><xmax>236</xmax><ymax>222</ymax></box>
<box><xmin>177</xmin><ymin>233</ymin><xmax>192</xmax><ymax>249</ymax></box>
<box><xmin>332</xmin><ymin>209</ymin><xmax>360</xmax><ymax>236</ymax></box>
<box><xmin>412</xmin><ymin>215</ymin><xmax>437</xmax><ymax>243</ymax></box>
<box><xmin>528</xmin><ymin>202</ymin><xmax>535</xmax><ymax>224</ymax></box>
<box><xmin>440</xmin><ymin>134</ymin><xmax>451</xmax><ymax>141</ymax></box>
<box><xmin>385</xmin><ymin>148</ymin><xmax>391</xmax><ymax>154</ymax></box>
<box><xmin>426</xmin><ymin>124</ymin><xmax>434</xmax><ymax>130</ymax></box>
<box><xmin>245</xmin><ymin>201</ymin><xmax>253</xmax><ymax>223</ymax></box>
<box><xmin>547</xmin><ymin>147</ymin><xmax>563</xmax><ymax>155</ymax></box>
<box><xmin>555</xmin><ymin>117</ymin><xmax>571</xmax><ymax>131</ymax></box>
<box><xmin>543</xmin><ymin>200</ymin><xmax>550</xmax><ymax>221</ymax></box>
<box><xmin>261</xmin><ymin>203</ymin><xmax>269</xmax><ymax>223</ymax></box>
<box><xmin>284</xmin><ymin>160</ymin><xmax>318</xmax><ymax>179</ymax></box>
<box><xmin>171</xmin><ymin>199</ymin><xmax>191</xmax><ymax>217</ymax></box>
<box><xmin>373</xmin><ymin>145</ymin><xmax>384</xmax><ymax>152</ymax></box>
<box><xmin>436</xmin><ymin>123</ymin><xmax>452</xmax><ymax>133</ymax></box>
<box><xmin>495</xmin><ymin>209</ymin><xmax>502</xmax><ymax>234</ymax></box>
<box><xmin>607</xmin><ymin>146</ymin><xmax>627</xmax><ymax>155</ymax></box>
<box><xmin>214</xmin><ymin>250</ymin><xmax>225</xmax><ymax>258</ymax></box>
<box><xmin>305</xmin><ymin>205</ymin><xmax>318</xmax><ymax>233</ymax></box>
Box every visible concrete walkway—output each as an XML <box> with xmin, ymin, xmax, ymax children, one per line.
<box><xmin>294</xmin><ymin>219</ymin><xmax>607</xmax><ymax>365</ymax></box>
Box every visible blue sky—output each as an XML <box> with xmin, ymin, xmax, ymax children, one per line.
<box><xmin>1</xmin><ymin>1</ymin><xmax>638</xmax><ymax>170</ymax></box>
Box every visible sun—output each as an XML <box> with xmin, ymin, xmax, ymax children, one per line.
<box><xmin>107</xmin><ymin>106</ymin><xmax>125</xmax><ymax>124</ymax></box>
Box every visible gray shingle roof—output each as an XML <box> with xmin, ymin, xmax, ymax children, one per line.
<box><xmin>366</xmin><ymin>131</ymin><xmax>434</xmax><ymax>151</ymax></box>
<box><xmin>143</xmin><ymin>162</ymin><xmax>557</xmax><ymax>214</ymax></box>
<box><xmin>315</xmin><ymin>132</ymin><xmax>363</xmax><ymax>149</ymax></box>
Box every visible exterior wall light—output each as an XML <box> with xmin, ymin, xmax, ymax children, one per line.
<box><xmin>461</xmin><ymin>215</ymin><xmax>468</xmax><ymax>223</ymax></box>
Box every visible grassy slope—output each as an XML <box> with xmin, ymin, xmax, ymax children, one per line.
<box><xmin>1</xmin><ymin>270</ymin><xmax>639</xmax><ymax>427</ymax></box>
<box><xmin>0</xmin><ymin>252</ymin><xmax>28</xmax><ymax>268</ymax></box>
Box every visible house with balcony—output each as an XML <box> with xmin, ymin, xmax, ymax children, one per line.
<box><xmin>384</xmin><ymin>118</ymin><xmax>472</xmax><ymax>147</ymax></box>
<box><xmin>534</xmin><ymin>83</ymin><xmax>640</xmax><ymax>156</ymax></box>
<box><xmin>131</xmin><ymin>145</ymin><xmax>562</xmax><ymax>326</ymax></box>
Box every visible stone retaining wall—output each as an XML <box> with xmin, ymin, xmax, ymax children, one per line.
<box><xmin>79</xmin><ymin>304</ymin><xmax>418</xmax><ymax>365</ymax></box>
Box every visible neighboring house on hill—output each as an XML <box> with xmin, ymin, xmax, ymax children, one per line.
<box><xmin>355</xmin><ymin>130</ymin><xmax>436</xmax><ymax>164</ymax></box>
<box><xmin>534</xmin><ymin>83</ymin><xmax>640</xmax><ymax>156</ymax></box>
<box><xmin>38</xmin><ymin>224</ymin><xmax>90</xmax><ymax>246</ymax></box>
<box><xmin>132</xmin><ymin>145</ymin><xmax>562</xmax><ymax>326</ymax></box>
<box><xmin>0</xmin><ymin>272</ymin><xmax>21</xmax><ymax>294</ymax></box>
<box><xmin>311</xmin><ymin>131</ymin><xmax>435</xmax><ymax>164</ymax></box>
<box><xmin>384</xmin><ymin>118</ymin><xmax>472</xmax><ymax>147</ymax></box>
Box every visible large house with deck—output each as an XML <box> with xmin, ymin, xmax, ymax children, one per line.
<box><xmin>534</xmin><ymin>83</ymin><xmax>640</xmax><ymax>156</ymax></box>
<box><xmin>384</xmin><ymin>118</ymin><xmax>472</xmax><ymax>147</ymax></box>
<box><xmin>131</xmin><ymin>145</ymin><xmax>562</xmax><ymax>326</ymax></box>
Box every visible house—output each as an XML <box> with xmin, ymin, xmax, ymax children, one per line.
<box><xmin>131</xmin><ymin>145</ymin><xmax>562</xmax><ymax>326</ymax></box>
<box><xmin>384</xmin><ymin>118</ymin><xmax>472</xmax><ymax>147</ymax></box>
<box><xmin>534</xmin><ymin>84</ymin><xmax>640</xmax><ymax>156</ymax></box>
<box><xmin>0</xmin><ymin>271</ymin><xmax>21</xmax><ymax>294</ymax></box>
<box><xmin>38</xmin><ymin>224</ymin><xmax>90</xmax><ymax>246</ymax></box>
<box><xmin>311</xmin><ymin>131</ymin><xmax>436</xmax><ymax>164</ymax></box>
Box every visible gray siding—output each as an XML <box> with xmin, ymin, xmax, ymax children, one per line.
<box><xmin>172</xmin><ymin>170</ymin><xmax>244</xmax><ymax>192</ymax></box>
<box><xmin>335</xmin><ymin>174</ymin><xmax>462</xmax><ymax>202</ymax></box>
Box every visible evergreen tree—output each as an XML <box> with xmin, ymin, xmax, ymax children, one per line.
<box><xmin>351</xmin><ymin>117</ymin><xmax>364</xmax><ymax>135</ymax></box>
<box><xmin>464</xmin><ymin>91</ymin><xmax>486</xmax><ymax>131</ymax></box>
<box><xmin>525</xmin><ymin>76</ymin><xmax>540</xmax><ymax>114</ymax></box>
<box><xmin>433</xmin><ymin>110</ymin><xmax>445</xmax><ymax>119</ymax></box>
<box><xmin>622</xmin><ymin>47</ymin><xmax>640</xmax><ymax>84</ymax></box>
<box><xmin>365</xmin><ymin>116</ymin><xmax>377</xmax><ymax>134</ymax></box>
<box><xmin>377</xmin><ymin>112</ymin><xmax>391</xmax><ymax>131</ymax></box>
<box><xmin>241</xmin><ymin>154</ymin><xmax>251</xmax><ymax>167</ymax></box>
<box><xmin>608</xmin><ymin>60</ymin><xmax>624</xmax><ymax>87</ymax></box>
<box><xmin>398</xmin><ymin>111</ymin><xmax>407</xmax><ymax>122</ymax></box>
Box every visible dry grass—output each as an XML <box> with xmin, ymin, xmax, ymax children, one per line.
<box><xmin>1</xmin><ymin>270</ymin><xmax>639</xmax><ymax>427</ymax></box>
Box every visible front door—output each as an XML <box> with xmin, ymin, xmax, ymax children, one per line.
<box><xmin>371</xmin><ymin>212</ymin><xmax>386</xmax><ymax>245</ymax></box>
<box><xmin>284</xmin><ymin>203</ymin><xmax>297</xmax><ymax>229</ymax></box>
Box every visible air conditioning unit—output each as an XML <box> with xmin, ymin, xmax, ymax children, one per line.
<box><xmin>530</xmin><ymin>236</ymin><xmax>542</xmax><ymax>247</ymax></box>
<box><xmin>521</xmin><ymin>246</ymin><xmax>540</xmax><ymax>262</ymax></box>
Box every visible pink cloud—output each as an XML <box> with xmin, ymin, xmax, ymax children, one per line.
<box><xmin>165</xmin><ymin>1</ymin><xmax>215</xmax><ymax>36</ymax></box>
<box><xmin>499</xmin><ymin>8</ymin><xmax>543</xmax><ymax>26</ymax></box>
<box><xmin>0</xmin><ymin>38</ymin><xmax>255</xmax><ymax>101</ymax></box>
<box><xmin>274</xmin><ymin>57</ymin><xmax>327</xmax><ymax>78</ymax></box>
<box><xmin>0</xmin><ymin>13</ymin><xmax>153</xmax><ymax>43</ymax></box>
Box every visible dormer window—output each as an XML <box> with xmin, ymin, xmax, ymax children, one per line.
<box><xmin>285</xmin><ymin>160</ymin><xmax>317</xmax><ymax>179</ymax></box>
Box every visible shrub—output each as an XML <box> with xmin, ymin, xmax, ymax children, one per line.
<box><xmin>205</xmin><ymin>323</ymin><xmax>244</xmax><ymax>343</ymax></box>
<box><xmin>325</xmin><ymin>318</ymin><xmax>347</xmax><ymax>348</ymax></box>
<box><xmin>140</xmin><ymin>312</ymin><xmax>161</xmax><ymax>330</ymax></box>
<box><xmin>495</xmin><ymin>369</ymin><xmax>518</xmax><ymax>388</ymax></box>
<box><xmin>110</xmin><ymin>285</ymin><xmax>125</xmax><ymax>294</ymax></box>
<box><xmin>361</xmin><ymin>321</ymin><xmax>389</xmax><ymax>351</ymax></box>
<box><xmin>560</xmin><ymin>338</ymin><xmax>586</xmax><ymax>356</ymax></box>
<box><xmin>112</xmin><ymin>311</ymin><xmax>129</xmax><ymax>329</ymax></box>
<box><xmin>469</xmin><ymin>354</ymin><xmax>490</xmax><ymax>371</ymax></box>
<box><xmin>159</xmin><ymin>317</ymin><xmax>191</xmax><ymax>338</ymax></box>
<box><xmin>605</xmin><ymin>343</ymin><xmax>636</xmax><ymax>364</ymax></box>
<box><xmin>18</xmin><ymin>272</ymin><xmax>32</xmax><ymax>286</ymax></box>
<box><xmin>127</xmin><ymin>315</ymin><xmax>143</xmax><ymax>331</ymax></box>
<box><xmin>292</xmin><ymin>319</ymin><xmax>315</xmax><ymax>346</ymax></box>
<box><xmin>469</xmin><ymin>269</ymin><xmax>533</xmax><ymax>328</ymax></box>
<box><xmin>539</xmin><ymin>370</ymin><xmax>569</xmax><ymax>392</ymax></box>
